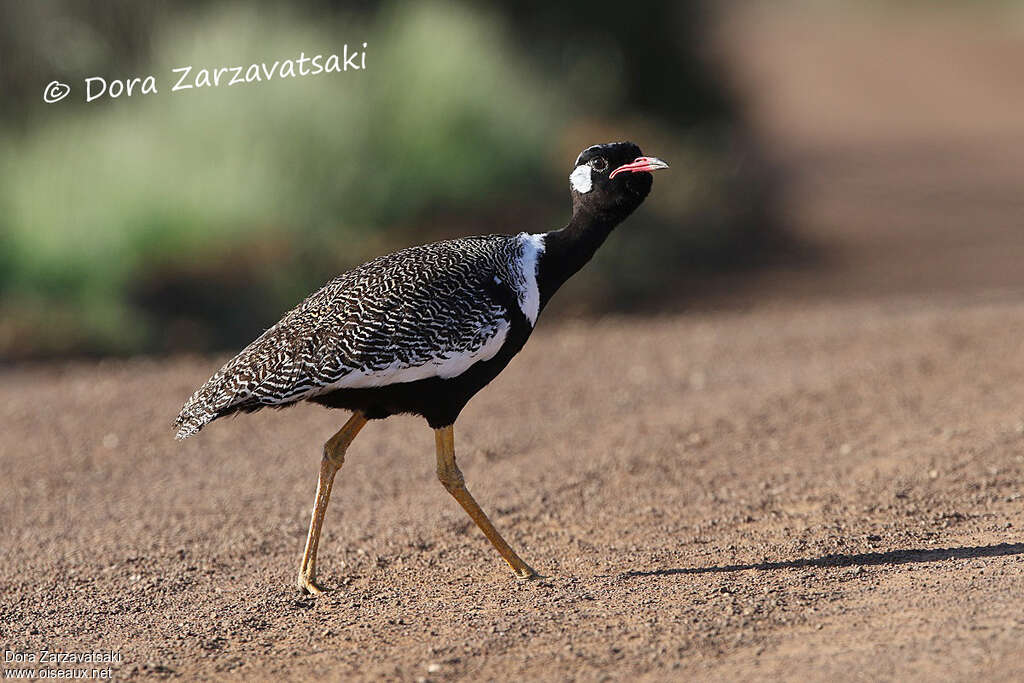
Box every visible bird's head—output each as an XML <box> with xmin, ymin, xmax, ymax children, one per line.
<box><xmin>569</xmin><ymin>141</ymin><xmax>669</xmax><ymax>221</ymax></box>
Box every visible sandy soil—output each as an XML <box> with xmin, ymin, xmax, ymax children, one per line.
<box><xmin>3</xmin><ymin>300</ymin><xmax>1024</xmax><ymax>681</ymax></box>
<box><xmin>4</xmin><ymin>4</ymin><xmax>1024</xmax><ymax>682</ymax></box>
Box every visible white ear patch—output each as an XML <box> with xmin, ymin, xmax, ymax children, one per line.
<box><xmin>569</xmin><ymin>164</ymin><xmax>593</xmax><ymax>193</ymax></box>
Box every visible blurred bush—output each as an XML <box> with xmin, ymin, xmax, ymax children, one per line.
<box><xmin>0</xmin><ymin>1</ymin><xmax>786</xmax><ymax>358</ymax></box>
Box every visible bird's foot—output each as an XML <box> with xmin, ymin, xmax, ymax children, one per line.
<box><xmin>297</xmin><ymin>573</ymin><xmax>326</xmax><ymax>595</ymax></box>
<box><xmin>512</xmin><ymin>564</ymin><xmax>541</xmax><ymax>581</ymax></box>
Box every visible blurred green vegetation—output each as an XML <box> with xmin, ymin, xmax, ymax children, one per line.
<box><xmin>0</xmin><ymin>1</ymin><xmax>786</xmax><ymax>358</ymax></box>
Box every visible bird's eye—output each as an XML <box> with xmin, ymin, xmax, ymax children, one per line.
<box><xmin>589</xmin><ymin>157</ymin><xmax>608</xmax><ymax>173</ymax></box>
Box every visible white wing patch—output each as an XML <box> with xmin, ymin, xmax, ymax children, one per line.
<box><xmin>514</xmin><ymin>233</ymin><xmax>545</xmax><ymax>326</ymax></box>
<box><xmin>569</xmin><ymin>164</ymin><xmax>593</xmax><ymax>193</ymax></box>
<box><xmin>311</xmin><ymin>320</ymin><xmax>510</xmax><ymax>392</ymax></box>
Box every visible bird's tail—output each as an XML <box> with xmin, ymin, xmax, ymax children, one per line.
<box><xmin>174</xmin><ymin>371</ymin><xmax>233</xmax><ymax>440</ymax></box>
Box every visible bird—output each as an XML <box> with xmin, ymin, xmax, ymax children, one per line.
<box><xmin>174</xmin><ymin>141</ymin><xmax>668</xmax><ymax>594</ymax></box>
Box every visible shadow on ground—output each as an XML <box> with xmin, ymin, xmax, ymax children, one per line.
<box><xmin>623</xmin><ymin>543</ymin><xmax>1024</xmax><ymax>578</ymax></box>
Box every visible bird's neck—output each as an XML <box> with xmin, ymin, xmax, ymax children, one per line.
<box><xmin>536</xmin><ymin>208</ymin><xmax>620</xmax><ymax>309</ymax></box>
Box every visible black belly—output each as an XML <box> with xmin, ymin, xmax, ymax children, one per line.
<box><xmin>310</xmin><ymin>310</ymin><xmax>534</xmax><ymax>428</ymax></box>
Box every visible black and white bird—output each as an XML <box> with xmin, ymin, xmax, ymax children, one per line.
<box><xmin>175</xmin><ymin>142</ymin><xmax>668</xmax><ymax>593</ymax></box>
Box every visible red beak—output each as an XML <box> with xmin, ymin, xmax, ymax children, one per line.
<box><xmin>609</xmin><ymin>156</ymin><xmax>670</xmax><ymax>179</ymax></box>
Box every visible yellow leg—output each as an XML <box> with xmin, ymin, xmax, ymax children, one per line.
<box><xmin>297</xmin><ymin>411</ymin><xmax>368</xmax><ymax>595</ymax></box>
<box><xmin>434</xmin><ymin>425</ymin><xmax>537</xmax><ymax>579</ymax></box>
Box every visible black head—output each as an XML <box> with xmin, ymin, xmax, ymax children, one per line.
<box><xmin>569</xmin><ymin>141</ymin><xmax>669</xmax><ymax>222</ymax></box>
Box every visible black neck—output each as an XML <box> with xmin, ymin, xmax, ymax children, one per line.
<box><xmin>536</xmin><ymin>208</ymin><xmax>620</xmax><ymax>310</ymax></box>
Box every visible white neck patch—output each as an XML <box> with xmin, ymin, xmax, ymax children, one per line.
<box><xmin>569</xmin><ymin>164</ymin><xmax>593</xmax><ymax>194</ymax></box>
<box><xmin>514</xmin><ymin>233</ymin><xmax>546</xmax><ymax>326</ymax></box>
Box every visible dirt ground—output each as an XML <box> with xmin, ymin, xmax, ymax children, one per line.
<box><xmin>4</xmin><ymin>5</ymin><xmax>1024</xmax><ymax>682</ymax></box>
